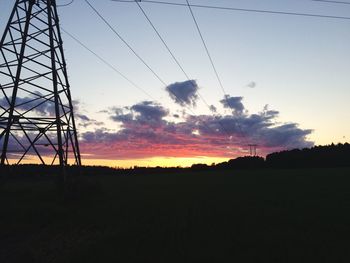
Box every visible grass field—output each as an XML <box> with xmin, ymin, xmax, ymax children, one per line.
<box><xmin>1</xmin><ymin>167</ymin><xmax>350</xmax><ymax>262</ymax></box>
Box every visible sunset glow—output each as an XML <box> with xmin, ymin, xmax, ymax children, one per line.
<box><xmin>1</xmin><ymin>0</ymin><xmax>349</xmax><ymax>167</ymax></box>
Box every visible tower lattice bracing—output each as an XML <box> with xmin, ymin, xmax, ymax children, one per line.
<box><xmin>0</xmin><ymin>0</ymin><xmax>81</xmax><ymax>166</ymax></box>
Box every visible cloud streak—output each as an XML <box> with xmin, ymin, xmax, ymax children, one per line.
<box><xmin>220</xmin><ymin>95</ymin><xmax>245</xmax><ymax>114</ymax></box>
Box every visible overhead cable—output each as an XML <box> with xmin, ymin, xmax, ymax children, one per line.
<box><xmin>134</xmin><ymin>1</ymin><xmax>233</xmax><ymax>137</ymax></box>
<box><xmin>111</xmin><ymin>0</ymin><xmax>350</xmax><ymax>21</ymax></box>
<box><xmin>85</xmin><ymin>0</ymin><xmax>167</xmax><ymax>86</ymax></box>
<box><xmin>134</xmin><ymin>1</ymin><xmax>213</xmax><ymax>108</ymax></box>
<box><xmin>61</xmin><ymin>28</ymin><xmax>156</xmax><ymax>100</ymax></box>
<box><xmin>311</xmin><ymin>0</ymin><xmax>350</xmax><ymax>5</ymax></box>
<box><xmin>185</xmin><ymin>0</ymin><xmax>226</xmax><ymax>95</ymax></box>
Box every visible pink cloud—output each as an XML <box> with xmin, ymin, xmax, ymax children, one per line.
<box><xmin>80</xmin><ymin>100</ymin><xmax>313</xmax><ymax>160</ymax></box>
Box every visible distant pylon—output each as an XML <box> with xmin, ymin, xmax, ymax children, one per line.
<box><xmin>0</xmin><ymin>0</ymin><xmax>81</xmax><ymax>166</ymax></box>
<box><xmin>248</xmin><ymin>144</ymin><xmax>257</xmax><ymax>156</ymax></box>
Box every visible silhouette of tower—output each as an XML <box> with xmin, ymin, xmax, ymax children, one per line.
<box><xmin>0</xmin><ymin>0</ymin><xmax>81</xmax><ymax>166</ymax></box>
<box><xmin>248</xmin><ymin>144</ymin><xmax>257</xmax><ymax>156</ymax></box>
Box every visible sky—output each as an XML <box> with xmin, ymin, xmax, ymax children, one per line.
<box><xmin>0</xmin><ymin>0</ymin><xmax>350</xmax><ymax>167</ymax></box>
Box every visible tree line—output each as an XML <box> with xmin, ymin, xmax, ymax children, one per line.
<box><xmin>0</xmin><ymin>143</ymin><xmax>349</xmax><ymax>177</ymax></box>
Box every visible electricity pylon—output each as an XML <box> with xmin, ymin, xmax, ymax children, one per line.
<box><xmin>248</xmin><ymin>144</ymin><xmax>257</xmax><ymax>156</ymax></box>
<box><xmin>0</xmin><ymin>0</ymin><xmax>81</xmax><ymax>166</ymax></box>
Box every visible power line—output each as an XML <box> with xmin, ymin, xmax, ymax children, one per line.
<box><xmin>80</xmin><ymin>2</ymin><xmax>226</xmax><ymax>137</ymax></box>
<box><xmin>84</xmin><ymin>0</ymin><xmax>167</xmax><ymax>86</ymax></box>
<box><xmin>113</xmin><ymin>0</ymin><xmax>350</xmax><ymax>152</ymax></box>
<box><xmin>311</xmin><ymin>0</ymin><xmax>350</xmax><ymax>5</ymax></box>
<box><xmin>111</xmin><ymin>0</ymin><xmax>350</xmax><ymax>21</ymax></box>
<box><xmin>134</xmin><ymin>1</ymin><xmax>233</xmax><ymax>138</ymax></box>
<box><xmin>184</xmin><ymin>0</ymin><xmax>244</xmax><ymax>143</ymax></box>
<box><xmin>62</xmin><ymin>28</ymin><xmax>211</xmax><ymax>127</ymax></box>
<box><xmin>32</xmin><ymin>2</ymin><xmax>246</xmax><ymax>156</ymax></box>
<box><xmin>185</xmin><ymin>0</ymin><xmax>226</xmax><ymax>95</ymax></box>
<box><xmin>84</xmin><ymin>0</ymin><xmax>226</xmax><ymax>126</ymax></box>
<box><xmin>33</xmin><ymin>4</ymin><xmax>155</xmax><ymax>99</ymax></box>
<box><xmin>56</xmin><ymin>8</ymin><xmax>191</xmax><ymax>111</ymax></box>
<box><xmin>184</xmin><ymin>0</ymin><xmax>253</xmax><ymax>149</ymax></box>
<box><xmin>61</xmin><ymin>28</ymin><xmax>156</xmax><ymax>100</ymax></box>
<box><xmin>135</xmin><ymin>1</ymin><xmax>190</xmax><ymax>81</ymax></box>
<box><xmin>83</xmin><ymin>1</ymin><xmax>189</xmax><ymax>106</ymax></box>
<box><xmin>134</xmin><ymin>1</ymin><xmax>213</xmax><ymax>109</ymax></box>
<box><xmin>63</xmin><ymin>27</ymin><xmax>218</xmax><ymax>136</ymax></box>
<box><xmin>84</xmin><ymin>0</ymin><xmax>259</xmax><ymax>152</ymax></box>
<box><xmin>57</xmin><ymin>0</ymin><xmax>74</xmax><ymax>7</ymax></box>
<box><xmin>184</xmin><ymin>0</ymin><xmax>232</xmax><ymax>113</ymax></box>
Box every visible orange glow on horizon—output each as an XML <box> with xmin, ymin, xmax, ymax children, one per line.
<box><xmin>80</xmin><ymin>156</ymin><xmax>230</xmax><ymax>168</ymax></box>
<box><xmin>7</xmin><ymin>156</ymin><xmax>230</xmax><ymax>168</ymax></box>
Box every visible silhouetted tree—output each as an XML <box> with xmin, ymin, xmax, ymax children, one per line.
<box><xmin>266</xmin><ymin>143</ymin><xmax>350</xmax><ymax>168</ymax></box>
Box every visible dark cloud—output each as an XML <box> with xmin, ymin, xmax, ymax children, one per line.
<box><xmin>209</xmin><ymin>105</ymin><xmax>217</xmax><ymax>113</ymax></box>
<box><xmin>190</xmin><ymin>114</ymin><xmax>313</xmax><ymax>150</ymax></box>
<box><xmin>246</xmin><ymin>81</ymin><xmax>256</xmax><ymax>88</ymax></box>
<box><xmin>0</xmin><ymin>96</ymin><xmax>102</xmax><ymax>129</ymax></box>
<box><xmin>165</xmin><ymin>80</ymin><xmax>199</xmax><ymax>107</ymax></box>
<box><xmin>258</xmin><ymin>123</ymin><xmax>313</xmax><ymax>148</ymax></box>
<box><xmin>82</xmin><ymin>128</ymin><xmax>124</xmax><ymax>144</ymax></box>
<box><xmin>220</xmin><ymin>95</ymin><xmax>245</xmax><ymax>113</ymax></box>
<box><xmin>131</xmin><ymin>101</ymin><xmax>168</xmax><ymax>122</ymax></box>
<box><xmin>1</xmin><ymin>81</ymin><xmax>314</xmax><ymax>161</ymax></box>
<box><xmin>1</xmin><ymin>130</ymin><xmax>70</xmax><ymax>159</ymax></box>
<box><xmin>110</xmin><ymin>101</ymin><xmax>168</xmax><ymax>127</ymax></box>
<box><xmin>76</xmin><ymin>114</ymin><xmax>104</xmax><ymax>128</ymax></box>
<box><xmin>81</xmin><ymin>98</ymin><xmax>313</xmax><ymax>159</ymax></box>
<box><xmin>76</xmin><ymin>114</ymin><xmax>90</xmax><ymax>122</ymax></box>
<box><xmin>0</xmin><ymin>95</ymin><xmax>56</xmax><ymax>116</ymax></box>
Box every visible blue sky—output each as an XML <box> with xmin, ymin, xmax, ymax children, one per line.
<box><xmin>1</xmin><ymin>0</ymin><xmax>349</xmax><ymax>166</ymax></box>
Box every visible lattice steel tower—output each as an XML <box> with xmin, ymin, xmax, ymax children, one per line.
<box><xmin>0</xmin><ymin>0</ymin><xmax>81</xmax><ymax>166</ymax></box>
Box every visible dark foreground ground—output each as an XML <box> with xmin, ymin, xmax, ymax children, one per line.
<box><xmin>1</xmin><ymin>168</ymin><xmax>350</xmax><ymax>263</ymax></box>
